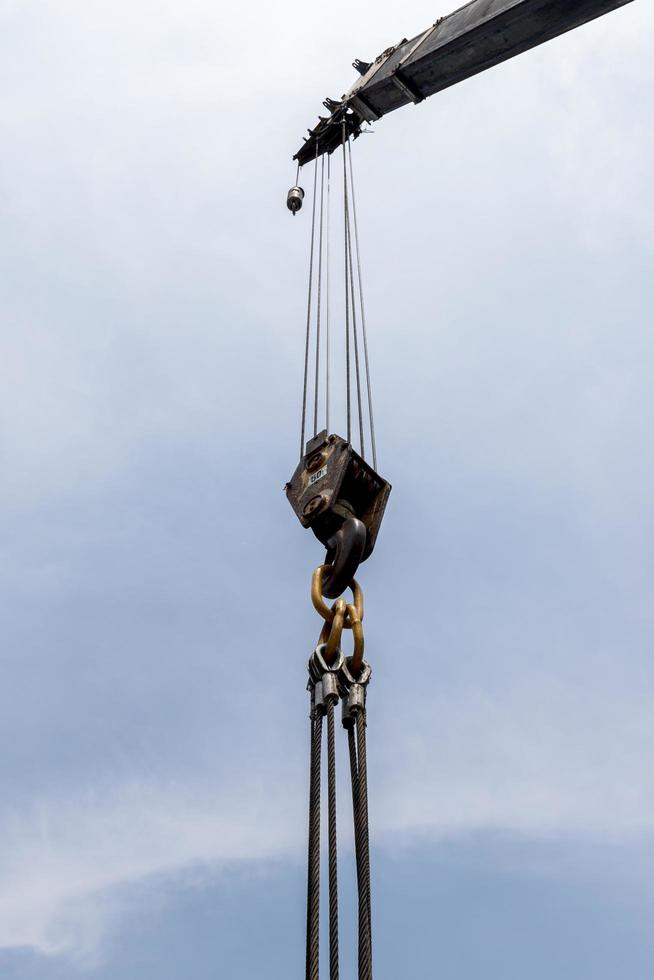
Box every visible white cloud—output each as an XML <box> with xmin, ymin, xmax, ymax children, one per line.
<box><xmin>0</xmin><ymin>780</ymin><xmax>303</xmax><ymax>958</ymax></box>
<box><xmin>377</xmin><ymin>672</ymin><xmax>654</xmax><ymax>839</ymax></box>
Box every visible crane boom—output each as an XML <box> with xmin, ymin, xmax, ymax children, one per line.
<box><xmin>294</xmin><ymin>0</ymin><xmax>636</xmax><ymax>165</ymax></box>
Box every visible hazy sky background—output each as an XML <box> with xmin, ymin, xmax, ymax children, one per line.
<box><xmin>1</xmin><ymin>1</ymin><xmax>653</xmax><ymax>977</ymax></box>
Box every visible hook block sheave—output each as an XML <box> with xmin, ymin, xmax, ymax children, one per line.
<box><xmin>286</xmin><ymin>429</ymin><xmax>391</xmax><ymax>576</ymax></box>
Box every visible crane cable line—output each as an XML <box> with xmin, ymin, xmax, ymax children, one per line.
<box><xmin>305</xmin><ymin>706</ymin><xmax>322</xmax><ymax>980</ymax></box>
<box><xmin>313</xmin><ymin>156</ymin><xmax>325</xmax><ymax>436</ymax></box>
<box><xmin>297</xmin><ymin>135</ymin><xmax>376</xmax><ymax>463</ymax></box>
<box><xmin>300</xmin><ymin>153</ymin><xmax>320</xmax><ymax>458</ymax></box>
<box><xmin>347</xmin><ymin>141</ymin><xmax>377</xmax><ymax>471</ymax></box>
<box><xmin>343</xmin><ymin>129</ymin><xmax>365</xmax><ymax>460</ymax></box>
<box><xmin>326</xmin><ymin>152</ymin><xmax>331</xmax><ymax>435</ymax></box>
<box><xmin>327</xmin><ymin>699</ymin><xmax>339</xmax><ymax>980</ymax></box>
<box><xmin>342</xmin><ymin>128</ymin><xmax>352</xmax><ymax>446</ymax></box>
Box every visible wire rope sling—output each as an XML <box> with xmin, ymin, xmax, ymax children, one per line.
<box><xmin>286</xmin><ymin>121</ymin><xmax>391</xmax><ymax>980</ymax></box>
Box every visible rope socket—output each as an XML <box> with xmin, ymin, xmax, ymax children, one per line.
<box><xmin>341</xmin><ymin>683</ymin><xmax>366</xmax><ymax>728</ymax></box>
<box><xmin>310</xmin><ymin>674</ymin><xmax>340</xmax><ymax>719</ymax></box>
<box><xmin>308</xmin><ymin>644</ymin><xmax>343</xmax><ymax>718</ymax></box>
<box><xmin>339</xmin><ymin>658</ymin><xmax>371</xmax><ymax>728</ymax></box>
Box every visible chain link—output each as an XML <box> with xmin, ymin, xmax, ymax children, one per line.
<box><xmin>318</xmin><ymin>598</ymin><xmax>347</xmax><ymax>662</ymax></box>
<box><xmin>312</xmin><ymin>565</ymin><xmax>364</xmax><ymax>626</ymax></box>
<box><xmin>314</xmin><ymin>567</ymin><xmax>365</xmax><ymax>676</ymax></box>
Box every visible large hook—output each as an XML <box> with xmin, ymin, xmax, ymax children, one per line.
<box><xmin>321</xmin><ymin>516</ymin><xmax>367</xmax><ymax>599</ymax></box>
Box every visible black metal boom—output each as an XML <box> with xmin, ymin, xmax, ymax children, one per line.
<box><xmin>294</xmin><ymin>0</ymin><xmax>636</xmax><ymax>165</ymax></box>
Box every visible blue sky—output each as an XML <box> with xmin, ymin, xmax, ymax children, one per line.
<box><xmin>1</xmin><ymin>0</ymin><xmax>653</xmax><ymax>976</ymax></box>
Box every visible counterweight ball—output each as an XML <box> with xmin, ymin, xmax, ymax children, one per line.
<box><xmin>287</xmin><ymin>185</ymin><xmax>305</xmax><ymax>215</ymax></box>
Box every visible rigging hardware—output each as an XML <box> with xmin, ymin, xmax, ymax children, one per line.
<box><xmin>287</xmin><ymin>185</ymin><xmax>305</xmax><ymax>214</ymax></box>
<box><xmin>286</xmin><ymin>431</ymin><xmax>390</xmax><ymax>598</ymax></box>
<box><xmin>306</xmin><ymin>570</ymin><xmax>373</xmax><ymax>980</ymax></box>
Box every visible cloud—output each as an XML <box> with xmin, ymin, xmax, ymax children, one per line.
<box><xmin>376</xmin><ymin>672</ymin><xmax>654</xmax><ymax>839</ymax></box>
<box><xmin>4</xmin><ymin>656</ymin><xmax>654</xmax><ymax>960</ymax></box>
<box><xmin>0</xmin><ymin>780</ymin><xmax>303</xmax><ymax>959</ymax></box>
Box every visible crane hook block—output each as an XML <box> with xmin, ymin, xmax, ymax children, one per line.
<box><xmin>286</xmin><ymin>430</ymin><xmax>392</xmax><ymax>589</ymax></box>
<box><xmin>287</xmin><ymin>185</ymin><xmax>305</xmax><ymax>215</ymax></box>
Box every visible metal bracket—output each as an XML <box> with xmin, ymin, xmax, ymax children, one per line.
<box><xmin>342</xmin><ymin>43</ymin><xmax>402</xmax><ymax>103</ymax></box>
<box><xmin>352</xmin><ymin>59</ymin><xmax>372</xmax><ymax>76</ymax></box>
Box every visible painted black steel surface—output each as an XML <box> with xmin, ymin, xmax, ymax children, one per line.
<box><xmin>294</xmin><ymin>0</ymin><xmax>636</xmax><ymax>165</ymax></box>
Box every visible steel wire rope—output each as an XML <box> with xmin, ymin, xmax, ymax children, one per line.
<box><xmin>306</xmin><ymin>713</ymin><xmax>323</xmax><ymax>980</ymax></box>
<box><xmin>355</xmin><ymin>710</ymin><xmax>373</xmax><ymax>980</ymax></box>
<box><xmin>327</xmin><ymin>703</ymin><xmax>339</xmax><ymax>980</ymax></box>
<box><xmin>347</xmin><ymin>722</ymin><xmax>367</xmax><ymax>980</ymax></box>
<box><xmin>342</xmin><ymin>128</ymin><xmax>352</xmax><ymax>443</ymax></box>
<box><xmin>347</xmin><ymin>142</ymin><xmax>377</xmax><ymax>470</ymax></box>
<box><xmin>300</xmin><ymin>153</ymin><xmax>320</xmax><ymax>457</ymax></box>
<box><xmin>313</xmin><ymin>154</ymin><xmax>326</xmax><ymax>437</ymax></box>
<box><xmin>344</xmin><ymin>148</ymin><xmax>366</xmax><ymax>459</ymax></box>
<box><xmin>347</xmin><ymin>723</ymin><xmax>361</xmax><ymax>865</ymax></box>
<box><xmin>325</xmin><ymin>154</ymin><xmax>331</xmax><ymax>434</ymax></box>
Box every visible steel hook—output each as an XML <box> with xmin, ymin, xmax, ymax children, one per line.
<box><xmin>321</xmin><ymin>516</ymin><xmax>367</xmax><ymax>599</ymax></box>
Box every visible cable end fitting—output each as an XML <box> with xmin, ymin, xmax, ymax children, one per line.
<box><xmin>341</xmin><ymin>683</ymin><xmax>366</xmax><ymax>728</ymax></box>
<box><xmin>310</xmin><ymin>674</ymin><xmax>340</xmax><ymax>719</ymax></box>
<box><xmin>339</xmin><ymin>659</ymin><xmax>371</xmax><ymax>728</ymax></box>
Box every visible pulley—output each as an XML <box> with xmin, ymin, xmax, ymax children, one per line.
<box><xmin>287</xmin><ymin>185</ymin><xmax>305</xmax><ymax>215</ymax></box>
<box><xmin>286</xmin><ymin>429</ymin><xmax>391</xmax><ymax>598</ymax></box>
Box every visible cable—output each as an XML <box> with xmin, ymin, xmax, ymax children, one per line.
<box><xmin>342</xmin><ymin>128</ymin><xmax>351</xmax><ymax>444</ymax></box>
<box><xmin>327</xmin><ymin>703</ymin><xmax>339</xmax><ymax>980</ymax></box>
<box><xmin>306</xmin><ymin>713</ymin><xmax>323</xmax><ymax>980</ymax></box>
<box><xmin>347</xmin><ymin>723</ymin><xmax>360</xmax><ymax>856</ymax></box>
<box><xmin>344</xmin><ymin>156</ymin><xmax>366</xmax><ymax>459</ymax></box>
<box><xmin>314</xmin><ymin>154</ymin><xmax>326</xmax><ymax>437</ymax></box>
<box><xmin>347</xmin><ymin>142</ymin><xmax>377</xmax><ymax>470</ymax></box>
<box><xmin>347</xmin><ymin>712</ymin><xmax>373</xmax><ymax>980</ymax></box>
<box><xmin>355</xmin><ymin>711</ymin><xmax>373</xmax><ymax>980</ymax></box>
<box><xmin>325</xmin><ymin>154</ymin><xmax>331</xmax><ymax>435</ymax></box>
<box><xmin>300</xmin><ymin>139</ymin><xmax>375</xmax><ymax>466</ymax></box>
<box><xmin>300</xmin><ymin>154</ymin><xmax>319</xmax><ymax>458</ymax></box>
<box><xmin>347</xmin><ymin>724</ymin><xmax>364</xmax><ymax>979</ymax></box>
